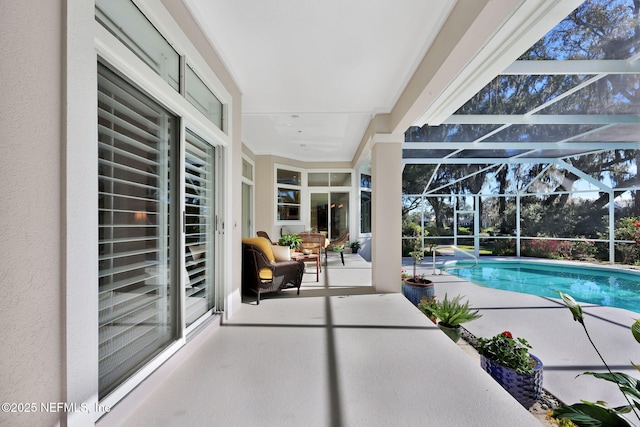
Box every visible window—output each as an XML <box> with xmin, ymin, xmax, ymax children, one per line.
<box><xmin>309</xmin><ymin>172</ymin><xmax>352</xmax><ymax>187</ymax></box>
<box><xmin>186</xmin><ymin>66</ymin><xmax>223</xmax><ymax>131</ymax></box>
<box><xmin>360</xmin><ymin>174</ymin><xmax>372</xmax><ymax>189</ymax></box>
<box><xmin>331</xmin><ymin>172</ymin><xmax>351</xmax><ymax>186</ymax></box>
<box><xmin>361</xmin><ymin>174</ymin><xmax>372</xmax><ymax>233</ymax></box>
<box><xmin>308</xmin><ymin>172</ymin><xmax>329</xmax><ymax>187</ymax></box>
<box><xmin>277</xmin><ymin>168</ymin><xmax>301</xmax><ymax>186</ymax></box>
<box><xmin>96</xmin><ymin>0</ymin><xmax>180</xmax><ymax>91</ymax></box>
<box><xmin>242</xmin><ymin>158</ymin><xmax>254</xmax><ymax>238</ymax></box>
<box><xmin>277</xmin><ymin>168</ymin><xmax>301</xmax><ymax>221</ymax></box>
<box><xmin>242</xmin><ymin>159</ymin><xmax>253</xmax><ymax>181</ymax></box>
<box><xmin>98</xmin><ymin>63</ymin><xmax>178</xmax><ymax>398</ymax></box>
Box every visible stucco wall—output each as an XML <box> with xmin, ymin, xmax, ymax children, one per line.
<box><xmin>0</xmin><ymin>1</ymin><xmax>64</xmax><ymax>425</ymax></box>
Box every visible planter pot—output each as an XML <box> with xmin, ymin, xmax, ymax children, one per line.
<box><xmin>437</xmin><ymin>324</ymin><xmax>462</xmax><ymax>342</ymax></box>
<box><xmin>402</xmin><ymin>278</ymin><xmax>434</xmax><ymax>306</ymax></box>
<box><xmin>480</xmin><ymin>354</ymin><xmax>543</xmax><ymax>408</ymax></box>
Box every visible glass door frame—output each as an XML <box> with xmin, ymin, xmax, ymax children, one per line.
<box><xmin>309</xmin><ymin>190</ymin><xmax>352</xmax><ymax>241</ymax></box>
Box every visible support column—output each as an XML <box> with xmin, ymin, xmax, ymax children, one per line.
<box><xmin>371</xmin><ymin>134</ymin><xmax>404</xmax><ymax>293</ymax></box>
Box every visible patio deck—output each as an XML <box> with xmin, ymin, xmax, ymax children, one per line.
<box><xmin>99</xmin><ymin>254</ymin><xmax>638</xmax><ymax>426</ymax></box>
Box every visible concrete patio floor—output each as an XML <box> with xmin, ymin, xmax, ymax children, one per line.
<box><xmin>99</xmin><ymin>254</ymin><xmax>638</xmax><ymax>426</ymax></box>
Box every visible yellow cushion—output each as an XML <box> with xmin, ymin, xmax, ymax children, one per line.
<box><xmin>242</xmin><ymin>237</ymin><xmax>275</xmax><ymax>262</ymax></box>
<box><xmin>258</xmin><ymin>268</ymin><xmax>273</xmax><ymax>281</ymax></box>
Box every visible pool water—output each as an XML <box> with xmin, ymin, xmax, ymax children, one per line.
<box><xmin>446</xmin><ymin>261</ymin><xmax>640</xmax><ymax>313</ymax></box>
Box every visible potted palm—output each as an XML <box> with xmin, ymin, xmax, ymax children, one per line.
<box><xmin>402</xmin><ymin>233</ymin><xmax>434</xmax><ymax>305</ymax></box>
<box><xmin>477</xmin><ymin>331</ymin><xmax>543</xmax><ymax>408</ymax></box>
<box><xmin>426</xmin><ymin>293</ymin><xmax>482</xmax><ymax>342</ymax></box>
<box><xmin>350</xmin><ymin>241</ymin><xmax>361</xmax><ymax>254</ymax></box>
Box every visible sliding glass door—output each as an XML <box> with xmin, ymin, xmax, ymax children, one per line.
<box><xmin>98</xmin><ymin>63</ymin><xmax>177</xmax><ymax>398</ymax></box>
<box><xmin>98</xmin><ymin>63</ymin><xmax>220</xmax><ymax>399</ymax></box>
<box><xmin>184</xmin><ymin>131</ymin><xmax>216</xmax><ymax>326</ymax></box>
<box><xmin>310</xmin><ymin>192</ymin><xmax>349</xmax><ymax>239</ymax></box>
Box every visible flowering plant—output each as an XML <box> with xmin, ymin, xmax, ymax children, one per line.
<box><xmin>477</xmin><ymin>331</ymin><xmax>534</xmax><ymax>374</ymax></box>
<box><xmin>417</xmin><ymin>294</ymin><xmax>438</xmax><ymax>322</ymax></box>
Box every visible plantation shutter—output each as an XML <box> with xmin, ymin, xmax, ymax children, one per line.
<box><xmin>184</xmin><ymin>131</ymin><xmax>216</xmax><ymax>325</ymax></box>
<box><xmin>97</xmin><ymin>63</ymin><xmax>177</xmax><ymax>398</ymax></box>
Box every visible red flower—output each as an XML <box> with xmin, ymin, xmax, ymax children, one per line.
<box><xmin>501</xmin><ymin>331</ymin><xmax>513</xmax><ymax>339</ymax></box>
<box><xmin>634</xmin><ymin>221</ymin><xmax>640</xmax><ymax>228</ymax></box>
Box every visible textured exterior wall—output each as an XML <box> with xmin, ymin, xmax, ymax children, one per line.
<box><xmin>0</xmin><ymin>1</ymin><xmax>64</xmax><ymax>426</ymax></box>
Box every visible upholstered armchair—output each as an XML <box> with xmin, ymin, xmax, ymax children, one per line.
<box><xmin>241</xmin><ymin>237</ymin><xmax>304</xmax><ymax>304</ymax></box>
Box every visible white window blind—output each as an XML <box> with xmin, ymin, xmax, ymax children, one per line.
<box><xmin>98</xmin><ymin>63</ymin><xmax>177</xmax><ymax>398</ymax></box>
<box><xmin>184</xmin><ymin>131</ymin><xmax>216</xmax><ymax>325</ymax></box>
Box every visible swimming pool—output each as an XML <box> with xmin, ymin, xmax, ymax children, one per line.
<box><xmin>446</xmin><ymin>260</ymin><xmax>640</xmax><ymax>313</ymax></box>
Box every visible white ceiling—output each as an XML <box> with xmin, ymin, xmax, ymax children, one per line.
<box><xmin>185</xmin><ymin>0</ymin><xmax>455</xmax><ymax>162</ymax></box>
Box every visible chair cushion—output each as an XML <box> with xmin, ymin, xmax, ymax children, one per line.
<box><xmin>271</xmin><ymin>244</ymin><xmax>291</xmax><ymax>262</ymax></box>
<box><xmin>242</xmin><ymin>237</ymin><xmax>275</xmax><ymax>262</ymax></box>
<box><xmin>258</xmin><ymin>267</ymin><xmax>273</xmax><ymax>281</ymax></box>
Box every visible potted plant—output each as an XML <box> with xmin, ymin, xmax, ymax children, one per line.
<box><xmin>417</xmin><ymin>294</ymin><xmax>438</xmax><ymax>323</ymax></box>
<box><xmin>427</xmin><ymin>293</ymin><xmax>482</xmax><ymax>342</ymax></box>
<box><xmin>477</xmin><ymin>331</ymin><xmax>543</xmax><ymax>408</ymax></box>
<box><xmin>278</xmin><ymin>233</ymin><xmax>302</xmax><ymax>251</ymax></box>
<box><xmin>401</xmin><ymin>233</ymin><xmax>434</xmax><ymax>305</ymax></box>
<box><xmin>350</xmin><ymin>240</ymin><xmax>361</xmax><ymax>254</ymax></box>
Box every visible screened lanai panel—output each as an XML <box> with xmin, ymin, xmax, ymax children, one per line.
<box><xmin>449</xmin><ymin>149</ymin><xmax>530</xmax><ymax>159</ymax></box>
<box><xmin>534</xmin><ymin>0</ymin><xmax>640</xmax><ymax>61</ymax></box>
<box><xmin>455</xmin><ymin>75</ymin><xmax>597</xmax><ymax>115</ymax></box>
<box><xmin>404</xmin><ymin>124</ymin><xmax>502</xmax><ymax>142</ymax></box>
<box><xmin>537</xmin><ymin>74</ymin><xmax>640</xmax><ymax>115</ymax></box>
<box><xmin>519</xmin><ymin>149</ymin><xmax>597</xmax><ymax>158</ymax></box>
<box><xmin>402</xmin><ymin>149</ymin><xmax>457</xmax><ymax>159</ymax></box>
<box><xmin>572</xmin><ymin>124</ymin><xmax>640</xmax><ymax>142</ymax></box>
<box><xmin>482</xmin><ymin>124</ymin><xmax>602</xmax><ymax>142</ymax></box>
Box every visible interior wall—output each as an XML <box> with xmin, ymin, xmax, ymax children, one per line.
<box><xmin>0</xmin><ymin>1</ymin><xmax>64</xmax><ymax>425</ymax></box>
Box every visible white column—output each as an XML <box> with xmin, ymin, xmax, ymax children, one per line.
<box><xmin>371</xmin><ymin>134</ymin><xmax>404</xmax><ymax>293</ymax></box>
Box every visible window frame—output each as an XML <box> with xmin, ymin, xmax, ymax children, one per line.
<box><xmin>275</xmin><ymin>166</ymin><xmax>304</xmax><ymax>223</ymax></box>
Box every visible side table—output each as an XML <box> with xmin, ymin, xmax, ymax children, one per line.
<box><xmin>291</xmin><ymin>253</ymin><xmax>320</xmax><ymax>282</ymax></box>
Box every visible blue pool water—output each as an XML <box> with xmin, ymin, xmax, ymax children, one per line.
<box><xmin>447</xmin><ymin>261</ymin><xmax>640</xmax><ymax>313</ymax></box>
